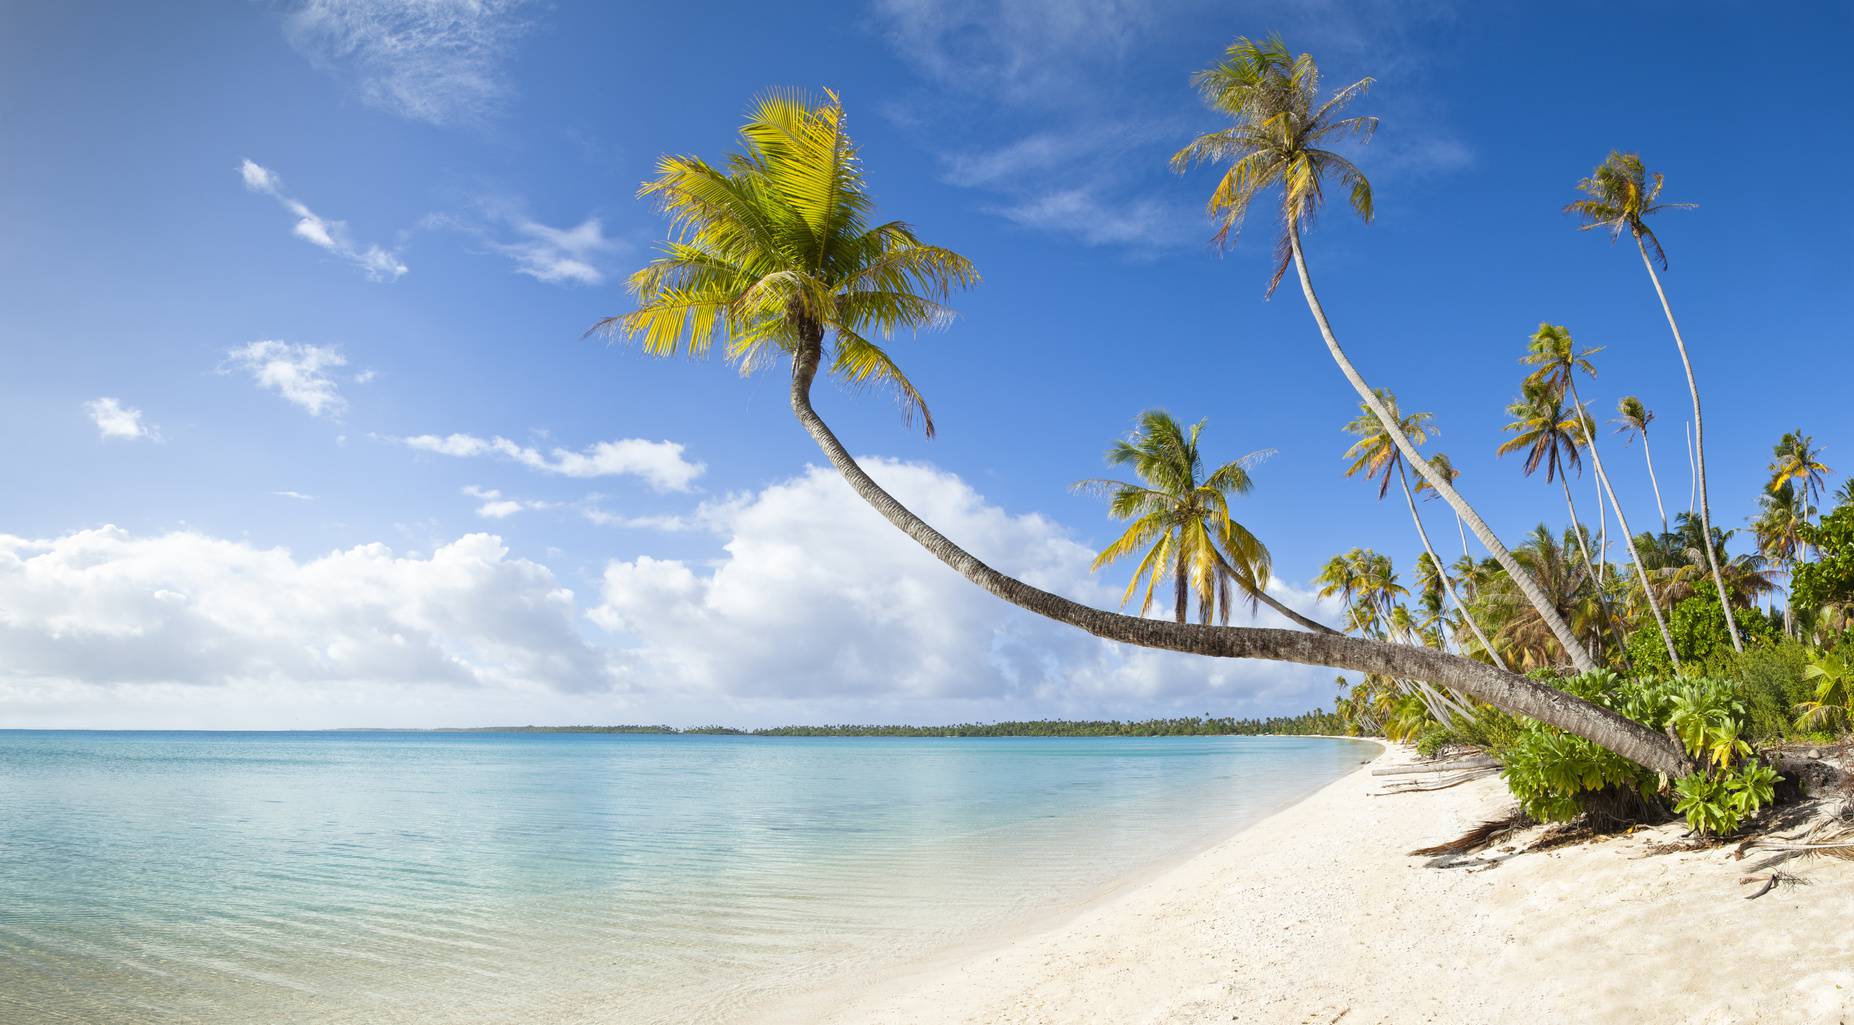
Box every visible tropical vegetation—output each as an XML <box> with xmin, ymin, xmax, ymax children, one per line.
<box><xmin>598</xmin><ymin>39</ymin><xmax>1849</xmax><ymax>839</ymax></box>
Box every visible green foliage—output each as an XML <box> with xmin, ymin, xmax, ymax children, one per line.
<box><xmin>1494</xmin><ymin>670</ymin><xmax>1781</xmax><ymax>834</ymax></box>
<box><xmin>1794</xmin><ymin>503</ymin><xmax>1854</xmax><ymax>612</ymax></box>
<box><xmin>1626</xmin><ymin>596</ymin><xmax>1777</xmax><ymax>676</ymax></box>
<box><xmin>1713</xmin><ymin>641</ymin><xmax>1816</xmax><ymax>742</ymax></box>
<box><xmin>1795</xmin><ymin>648</ymin><xmax>1854</xmax><ymax>733</ymax></box>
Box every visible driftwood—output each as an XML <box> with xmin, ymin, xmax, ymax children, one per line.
<box><xmin>1376</xmin><ymin>766</ymin><xmax>1500</xmax><ymax>795</ymax></box>
<box><xmin>1410</xmin><ymin>812</ymin><xmax>1528</xmax><ymax>857</ymax></box>
<box><xmin>1370</xmin><ymin>755</ymin><xmax>1499</xmax><ymax>777</ymax></box>
<box><xmin>1740</xmin><ymin>874</ymin><xmax>1778</xmax><ymax>900</ymax></box>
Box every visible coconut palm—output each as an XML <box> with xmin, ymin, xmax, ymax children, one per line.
<box><xmin>1414</xmin><ymin>452</ymin><xmax>1475</xmax><ymax>561</ymax></box>
<box><xmin>1566</xmin><ymin>152</ymin><xmax>1738</xmax><ymax>652</ymax></box>
<box><xmin>1522</xmin><ymin>324</ymin><xmax>1677</xmax><ymax>668</ymax></box>
<box><xmin>1755</xmin><ymin>480</ymin><xmax>1809</xmax><ymax>637</ymax></box>
<box><xmin>1768</xmin><ymin>431</ymin><xmax>1831</xmax><ymax>515</ymax></box>
<box><xmin>1173</xmin><ymin>34</ymin><xmax>1597</xmax><ymax>674</ymax></box>
<box><xmin>1078</xmin><ymin>410</ymin><xmax>1309</xmax><ymax>628</ymax></box>
<box><xmin>1613</xmin><ymin>396</ymin><xmax>1667</xmax><ymax>533</ymax></box>
<box><xmin>1494</xmin><ymin>526</ymin><xmax>1592</xmax><ymax>672</ymax></box>
<box><xmin>607</xmin><ymin>89</ymin><xmax>1688</xmax><ymax>775</ymax></box>
<box><xmin>1341</xmin><ymin>391</ymin><xmax>1506</xmax><ymax>668</ymax></box>
<box><xmin>1496</xmin><ymin>383</ymin><xmax>1611</xmax><ymax>629</ymax></box>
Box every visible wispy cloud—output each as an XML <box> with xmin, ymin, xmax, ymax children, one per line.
<box><xmin>395</xmin><ymin>433</ymin><xmax>705</xmax><ymax>492</ymax></box>
<box><xmin>271</xmin><ymin>490</ymin><xmax>317</xmax><ymax>501</ymax></box>
<box><xmin>280</xmin><ymin>0</ymin><xmax>535</xmax><ymax>126</ymax></box>
<box><xmin>84</xmin><ymin>398</ymin><xmax>159</xmax><ymax>441</ymax></box>
<box><xmin>239</xmin><ymin>159</ymin><xmax>408</xmax><ymax>281</ymax></box>
<box><xmin>872</xmin><ymin>0</ymin><xmax>1150</xmax><ymax>103</ymax></box>
<box><xmin>221</xmin><ymin>340</ymin><xmax>350</xmax><ymax>418</ymax></box>
<box><xmin>490</xmin><ymin>216</ymin><xmax>622</xmax><ymax>286</ymax></box>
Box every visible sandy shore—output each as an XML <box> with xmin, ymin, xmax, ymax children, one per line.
<box><xmin>801</xmin><ymin>744</ymin><xmax>1854</xmax><ymax>1025</ymax></box>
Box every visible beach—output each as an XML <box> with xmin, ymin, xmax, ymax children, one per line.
<box><xmin>803</xmin><ymin>744</ymin><xmax>1854</xmax><ymax>1025</ymax></box>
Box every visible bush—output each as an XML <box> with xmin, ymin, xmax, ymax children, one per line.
<box><xmin>1712</xmin><ymin>641</ymin><xmax>1814</xmax><ymax>742</ymax></box>
<box><xmin>1626</xmin><ymin>596</ymin><xmax>1777</xmax><ymax>677</ymax></box>
<box><xmin>1494</xmin><ymin>670</ymin><xmax>1780</xmax><ymax>835</ymax></box>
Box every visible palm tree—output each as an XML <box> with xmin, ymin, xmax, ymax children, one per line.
<box><xmin>1768</xmin><ymin>431</ymin><xmax>1831</xmax><ymax>517</ymax></box>
<box><xmin>607</xmin><ymin>89</ymin><xmax>1688</xmax><ymax>776</ymax></box>
<box><xmin>1078</xmin><ymin>410</ymin><xmax>1315</xmax><ymax>629</ymax></box>
<box><xmin>1522</xmin><ymin>324</ymin><xmax>1678</xmax><ymax>669</ymax></box>
<box><xmin>1496</xmin><ymin>381</ymin><xmax>1618</xmax><ymax>648</ymax></box>
<box><xmin>1494</xmin><ymin>526</ymin><xmax>1591</xmax><ymax>672</ymax></box>
<box><xmin>1613</xmin><ymin>396</ymin><xmax>1667</xmax><ymax>534</ymax></box>
<box><xmin>1566</xmin><ymin>152</ymin><xmax>1739</xmax><ymax>652</ymax></box>
<box><xmin>1341</xmin><ymin>390</ymin><xmax>1506</xmax><ymax>668</ymax></box>
<box><xmin>1414</xmin><ymin>452</ymin><xmax>1475</xmax><ymax>561</ymax></box>
<box><xmin>1172</xmin><ymin>34</ymin><xmax>1598</xmax><ymax>674</ymax></box>
<box><xmin>1754</xmin><ymin>480</ymin><xmax>1808</xmax><ymax>637</ymax></box>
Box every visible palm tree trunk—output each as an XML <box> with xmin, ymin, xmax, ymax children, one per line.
<box><xmin>1640</xmin><ymin>428</ymin><xmax>1668</xmax><ymax>534</ymax></box>
<box><xmin>1570</xmin><ymin>383</ymin><xmax>1680</xmax><ymax>670</ymax></box>
<box><xmin>1638</xmin><ymin>235</ymin><xmax>1741</xmax><ymax>651</ymax></box>
<box><xmin>1559</xmin><ymin>476</ymin><xmax>1630</xmax><ymax>660</ymax></box>
<box><xmin>1174</xmin><ymin>537</ymin><xmax>1189</xmax><ymax>624</ymax></box>
<box><xmin>1683</xmin><ymin>419</ymin><xmax>1696</xmax><ymax>515</ymax></box>
<box><xmin>1397</xmin><ymin>465</ymin><xmax>1506</xmax><ymax>670</ymax></box>
<box><xmin>1284</xmin><ymin>222</ymin><xmax>1600</xmax><ymax>674</ymax></box>
<box><xmin>786</xmin><ymin>335</ymin><xmax>1690</xmax><ymax>776</ymax></box>
<box><xmin>1248</xmin><ymin>585</ymin><xmax>1340</xmax><ymax>635</ymax></box>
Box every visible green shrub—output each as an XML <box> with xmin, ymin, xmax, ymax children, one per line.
<box><xmin>1714</xmin><ymin>641</ymin><xmax>1814</xmax><ymax>742</ymax></box>
<box><xmin>1627</xmin><ymin>595</ymin><xmax>1777</xmax><ymax>677</ymax></box>
<box><xmin>1495</xmin><ymin>670</ymin><xmax>1781</xmax><ymax>835</ymax></box>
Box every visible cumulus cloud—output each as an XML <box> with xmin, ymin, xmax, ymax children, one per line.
<box><xmin>0</xmin><ymin>528</ymin><xmax>616</xmax><ymax>699</ymax></box>
<box><xmin>84</xmin><ymin>398</ymin><xmax>158</xmax><ymax>441</ymax></box>
<box><xmin>239</xmin><ymin>159</ymin><xmax>408</xmax><ymax>281</ymax></box>
<box><xmin>588</xmin><ymin>459</ymin><xmax>1341</xmax><ymax>716</ymax></box>
<box><xmin>280</xmin><ymin>0</ymin><xmax>533</xmax><ymax>126</ymax></box>
<box><xmin>459</xmin><ymin>485</ymin><xmax>558</xmax><ymax>519</ymax></box>
<box><xmin>396</xmin><ymin>433</ymin><xmax>705</xmax><ymax>492</ymax></box>
<box><xmin>221</xmin><ymin>340</ymin><xmax>350</xmax><ymax>417</ymax></box>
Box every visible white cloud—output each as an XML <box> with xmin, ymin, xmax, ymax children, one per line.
<box><xmin>872</xmin><ymin>0</ymin><xmax>1149</xmax><ymax>102</ymax></box>
<box><xmin>991</xmin><ymin>187</ymin><xmax>1200</xmax><ymax>250</ymax></box>
<box><xmin>271</xmin><ymin>491</ymin><xmax>317</xmax><ymax>501</ymax></box>
<box><xmin>239</xmin><ymin>159</ymin><xmax>408</xmax><ymax>281</ymax></box>
<box><xmin>281</xmin><ymin>0</ymin><xmax>534</xmax><ymax>126</ymax></box>
<box><xmin>84</xmin><ymin>398</ymin><xmax>158</xmax><ymax>441</ymax></box>
<box><xmin>492</xmin><ymin>216</ymin><xmax>620</xmax><ymax>286</ymax></box>
<box><xmin>397</xmin><ymin>433</ymin><xmax>705</xmax><ymax>492</ymax></box>
<box><xmin>460</xmin><ymin>485</ymin><xmax>556</xmax><ymax>520</ymax></box>
<box><xmin>0</xmin><ymin>528</ymin><xmax>616</xmax><ymax>699</ymax></box>
<box><xmin>222</xmin><ymin>340</ymin><xmax>350</xmax><ymax>418</ymax></box>
<box><xmin>588</xmin><ymin>459</ymin><xmax>1342</xmax><ymax>716</ymax></box>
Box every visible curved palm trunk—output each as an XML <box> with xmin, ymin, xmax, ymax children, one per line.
<box><xmin>1638</xmin><ymin>236</ymin><xmax>1741</xmax><ymax>651</ymax></box>
<box><xmin>787</xmin><ymin>336</ymin><xmax>1690</xmax><ymax>777</ymax></box>
<box><xmin>1396</xmin><ymin>465</ymin><xmax>1506</xmax><ymax>670</ymax></box>
<box><xmin>1570</xmin><ymin>384</ymin><xmax>1680</xmax><ymax>670</ymax></box>
<box><xmin>1683</xmin><ymin>420</ymin><xmax>1696</xmax><ymax>516</ymax></box>
<box><xmin>1250</xmin><ymin>586</ymin><xmax>1340</xmax><ymax>634</ymax></box>
<box><xmin>1286</xmin><ymin>223</ymin><xmax>1599</xmax><ymax>674</ymax></box>
<box><xmin>1640</xmin><ymin>427</ymin><xmax>1668</xmax><ymax>534</ymax></box>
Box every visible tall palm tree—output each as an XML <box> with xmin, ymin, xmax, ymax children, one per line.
<box><xmin>1567</xmin><ymin>152</ymin><xmax>1738</xmax><ymax>652</ymax></box>
<box><xmin>1173</xmin><ymin>34</ymin><xmax>1598</xmax><ymax>674</ymax></box>
<box><xmin>1414</xmin><ymin>452</ymin><xmax>1474</xmax><ymax>560</ymax></box>
<box><xmin>1494</xmin><ymin>526</ymin><xmax>1591</xmax><ymax>672</ymax></box>
<box><xmin>1496</xmin><ymin>383</ymin><xmax>1610</xmax><ymax>624</ymax></box>
<box><xmin>1754</xmin><ymin>480</ymin><xmax>1808</xmax><ymax>637</ymax></box>
<box><xmin>1522</xmin><ymin>324</ymin><xmax>1678</xmax><ymax>668</ymax></box>
<box><xmin>1613</xmin><ymin>396</ymin><xmax>1667</xmax><ymax>533</ymax></box>
<box><xmin>1078</xmin><ymin>410</ymin><xmax>1311</xmax><ymax>628</ymax></box>
<box><xmin>607</xmin><ymin>89</ymin><xmax>1688</xmax><ymax>775</ymax></box>
<box><xmin>1341</xmin><ymin>390</ymin><xmax>1506</xmax><ymax>668</ymax></box>
<box><xmin>1768</xmin><ymin>431</ymin><xmax>1831</xmax><ymax>516</ymax></box>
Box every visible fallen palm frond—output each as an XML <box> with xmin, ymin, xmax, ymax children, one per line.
<box><xmin>1371</xmin><ymin>755</ymin><xmax>1499</xmax><ymax>777</ymax></box>
<box><xmin>1409</xmin><ymin>811</ymin><xmax>1528</xmax><ymax>856</ymax></box>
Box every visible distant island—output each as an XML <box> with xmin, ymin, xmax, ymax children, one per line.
<box><xmin>417</xmin><ymin>711</ymin><xmax>1352</xmax><ymax>738</ymax></box>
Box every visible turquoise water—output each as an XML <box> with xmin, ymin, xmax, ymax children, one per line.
<box><xmin>0</xmin><ymin>731</ymin><xmax>1372</xmax><ymax>1024</ymax></box>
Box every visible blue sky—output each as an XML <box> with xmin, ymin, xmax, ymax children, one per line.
<box><xmin>2</xmin><ymin>1</ymin><xmax>1849</xmax><ymax>729</ymax></box>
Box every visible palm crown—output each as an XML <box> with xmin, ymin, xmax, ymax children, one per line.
<box><xmin>1079</xmin><ymin>411</ymin><xmax>1275</xmax><ymax>623</ymax></box>
<box><xmin>1171</xmin><ymin>34</ymin><xmax>1376</xmax><ymax>293</ymax></box>
<box><xmin>1521</xmin><ymin>323</ymin><xmax>1601</xmax><ymax>401</ymax></box>
<box><xmin>596</xmin><ymin>91</ymin><xmax>977</xmax><ymax>435</ymax></box>
<box><xmin>1498</xmin><ymin>381</ymin><xmax>1586</xmax><ymax>483</ymax></box>
<box><xmin>1768</xmin><ymin>430</ymin><xmax>1831</xmax><ymax>505</ymax></box>
<box><xmin>1564</xmin><ymin>151</ymin><xmax>1695</xmax><ymax>269</ymax></box>
<box><xmin>1341</xmin><ymin>389</ymin><xmax>1434</xmax><ymax>499</ymax></box>
<box><xmin>1613</xmin><ymin>395</ymin><xmax>1653</xmax><ymax>441</ymax></box>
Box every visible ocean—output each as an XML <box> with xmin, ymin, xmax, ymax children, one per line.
<box><xmin>0</xmin><ymin>730</ymin><xmax>1372</xmax><ymax>1024</ymax></box>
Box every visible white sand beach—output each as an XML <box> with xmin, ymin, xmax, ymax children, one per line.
<box><xmin>803</xmin><ymin>744</ymin><xmax>1854</xmax><ymax>1025</ymax></box>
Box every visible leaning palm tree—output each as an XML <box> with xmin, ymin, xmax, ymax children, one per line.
<box><xmin>1566</xmin><ymin>151</ymin><xmax>1738</xmax><ymax>652</ymax></box>
<box><xmin>604</xmin><ymin>89</ymin><xmax>1688</xmax><ymax>775</ymax></box>
<box><xmin>1341</xmin><ymin>390</ymin><xmax>1506</xmax><ymax>668</ymax></box>
<box><xmin>1523</xmin><ymin>324</ymin><xmax>1677</xmax><ymax>668</ymax></box>
<box><xmin>1078</xmin><ymin>410</ymin><xmax>1318</xmax><ymax>629</ymax></box>
<box><xmin>1172</xmin><ymin>34</ymin><xmax>1597</xmax><ymax>674</ymax></box>
<box><xmin>1613</xmin><ymin>396</ymin><xmax>1667</xmax><ymax>533</ymax></box>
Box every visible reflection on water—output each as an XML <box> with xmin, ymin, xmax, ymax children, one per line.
<box><xmin>0</xmin><ymin>731</ymin><xmax>1369</xmax><ymax>1024</ymax></box>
